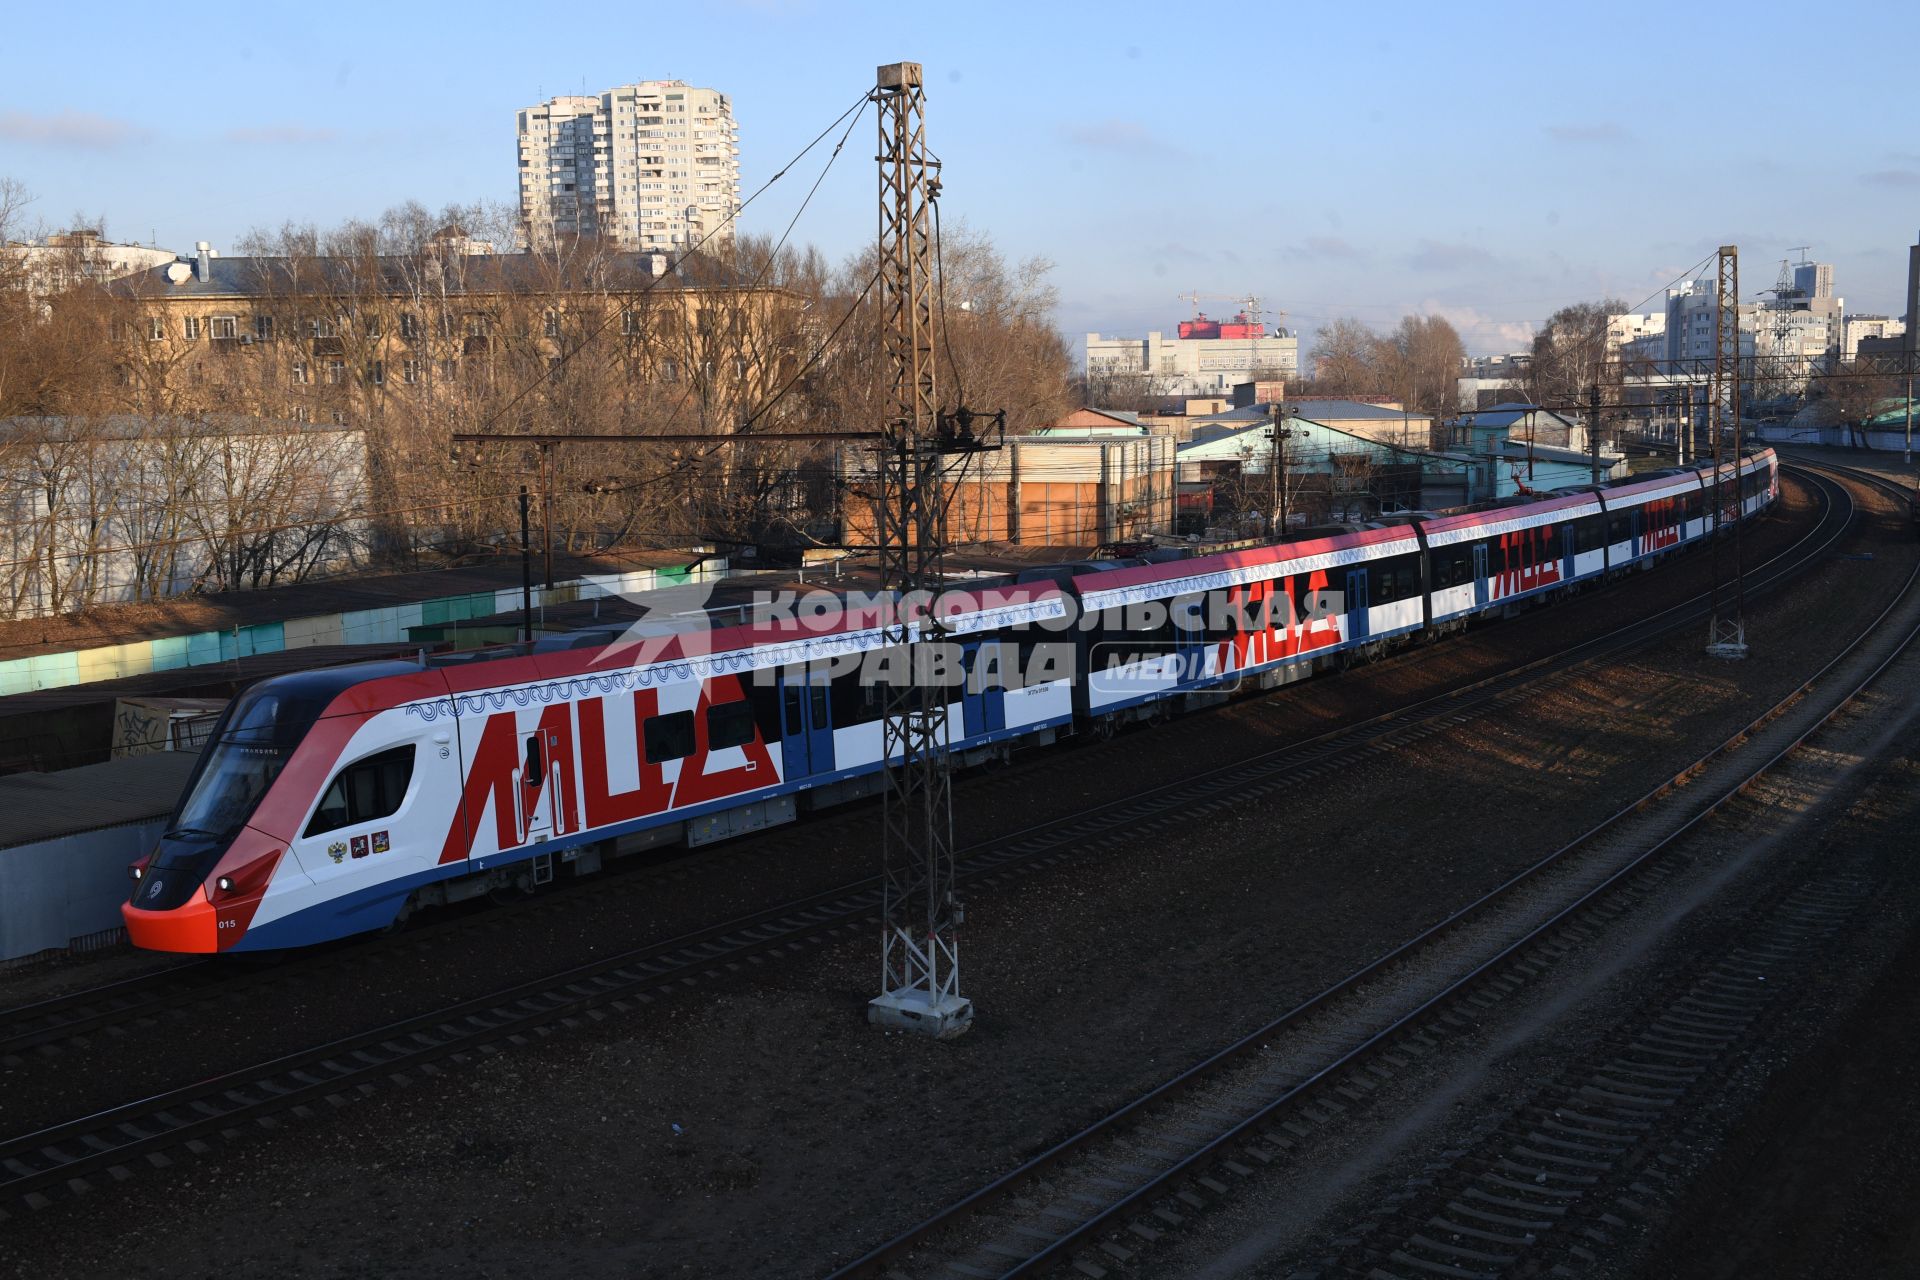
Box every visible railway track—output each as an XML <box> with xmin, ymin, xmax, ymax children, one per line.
<box><xmin>814</xmin><ymin>460</ymin><xmax>1920</xmax><ymax>1280</ymax></box>
<box><xmin>0</xmin><ymin>468</ymin><xmax>1856</xmax><ymax>1221</ymax></box>
<box><xmin>0</xmin><ymin>466</ymin><xmax>1843</xmax><ymax>1069</ymax></box>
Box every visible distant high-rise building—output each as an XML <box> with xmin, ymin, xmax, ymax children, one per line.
<box><xmin>517</xmin><ymin>81</ymin><xmax>741</xmax><ymax>252</ymax></box>
<box><xmin>1792</xmin><ymin>261</ymin><xmax>1834</xmax><ymax>300</ymax></box>
<box><xmin>1841</xmin><ymin>314</ymin><xmax>1905</xmax><ymax>360</ymax></box>
<box><xmin>1906</xmin><ymin>231</ymin><xmax>1919</xmax><ymax>356</ymax></box>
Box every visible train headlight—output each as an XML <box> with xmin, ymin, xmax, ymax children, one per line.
<box><xmin>130</xmin><ymin>865</ymin><xmax>143</xmax><ymax>881</ymax></box>
<box><xmin>216</xmin><ymin>876</ymin><xmax>234</xmax><ymax>893</ymax></box>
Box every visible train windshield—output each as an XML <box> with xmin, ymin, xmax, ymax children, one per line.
<box><xmin>169</xmin><ymin>685</ymin><xmax>326</xmax><ymax>839</ymax></box>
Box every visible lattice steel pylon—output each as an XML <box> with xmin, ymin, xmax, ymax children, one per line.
<box><xmin>868</xmin><ymin>61</ymin><xmax>973</xmax><ymax>1039</ymax></box>
<box><xmin>1706</xmin><ymin>244</ymin><xmax>1749</xmax><ymax>660</ymax></box>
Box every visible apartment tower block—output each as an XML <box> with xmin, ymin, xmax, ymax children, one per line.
<box><xmin>518</xmin><ymin>81</ymin><xmax>741</xmax><ymax>252</ymax></box>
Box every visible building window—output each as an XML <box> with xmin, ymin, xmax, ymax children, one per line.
<box><xmin>438</xmin><ymin>358</ymin><xmax>458</xmax><ymax>382</ymax></box>
<box><xmin>331</xmin><ymin>409</ymin><xmax>348</xmax><ymax>425</ymax></box>
<box><xmin>661</xmin><ymin>358</ymin><xmax>678</xmax><ymax>383</ymax></box>
<box><xmin>399</xmin><ymin>312</ymin><xmax>420</xmax><ymax>339</ymax></box>
<box><xmin>363</xmin><ymin>314</ymin><xmax>381</xmax><ymax>338</ymax></box>
<box><xmin>291</xmin><ymin>361</ymin><xmax>309</xmax><ymax>385</ymax></box>
<box><xmin>402</xmin><ymin>358</ymin><xmax>420</xmax><ymax>385</ymax></box>
<box><xmin>465</xmin><ymin>314</ymin><xmax>490</xmax><ymax>338</ymax></box>
<box><xmin>308</xmin><ymin>317</ymin><xmax>336</xmax><ymax>339</ymax></box>
<box><xmin>210</xmin><ymin>315</ymin><xmax>238</xmax><ymax>340</ymax></box>
<box><xmin>325</xmin><ymin>359</ymin><xmax>346</xmax><ymax>385</ymax></box>
<box><xmin>183</xmin><ymin>316</ymin><xmax>202</xmax><ymax>341</ymax></box>
<box><xmin>292</xmin><ymin>406</ymin><xmax>312</xmax><ymax>424</ymax></box>
<box><xmin>621</xmin><ymin>308</ymin><xmax>642</xmax><ymax>336</ymax></box>
<box><xmin>366</xmin><ymin>360</ymin><xmax>384</xmax><ymax>386</ymax></box>
<box><xmin>254</xmin><ymin>314</ymin><xmax>275</xmax><ymax>341</ymax></box>
<box><xmin>544</xmin><ymin>310</ymin><xmax>560</xmax><ymax>338</ymax></box>
<box><xmin>147</xmin><ymin>316</ymin><xmax>165</xmax><ymax>341</ymax></box>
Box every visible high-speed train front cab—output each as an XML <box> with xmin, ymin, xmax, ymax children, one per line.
<box><xmin>122</xmin><ymin>664</ymin><xmax>419</xmax><ymax>952</ymax></box>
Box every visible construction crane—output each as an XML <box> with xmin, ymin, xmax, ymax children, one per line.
<box><xmin>1178</xmin><ymin>290</ymin><xmax>1268</xmax><ymax>326</ymax></box>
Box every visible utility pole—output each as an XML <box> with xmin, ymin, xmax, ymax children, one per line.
<box><xmin>518</xmin><ymin>485</ymin><xmax>534</xmax><ymax>646</ymax></box>
<box><xmin>1267</xmin><ymin>402</ymin><xmax>1295</xmax><ymax>536</ymax></box>
<box><xmin>1706</xmin><ymin>245</ymin><xmax>1748</xmax><ymax>660</ymax></box>
<box><xmin>1588</xmin><ymin>383</ymin><xmax>1603</xmax><ymax>485</ymax></box>
<box><xmin>868</xmin><ymin>61</ymin><xmax>992</xmax><ymax>1040</ymax></box>
<box><xmin>539</xmin><ymin>442</ymin><xmax>555</xmax><ymax>590</ymax></box>
<box><xmin>1267</xmin><ymin>403</ymin><xmax>1280</xmax><ymax>536</ymax></box>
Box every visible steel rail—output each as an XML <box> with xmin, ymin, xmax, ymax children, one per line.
<box><xmin>822</xmin><ymin>461</ymin><xmax>1914</xmax><ymax>1280</ymax></box>
<box><xmin>0</xmin><ymin>468</ymin><xmax>1839</xmax><ymax>1067</ymax></box>
<box><xmin>0</xmin><ymin>473</ymin><xmax>1841</xmax><ymax>1219</ymax></box>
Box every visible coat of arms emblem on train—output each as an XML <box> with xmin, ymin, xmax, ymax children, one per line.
<box><xmin>328</xmin><ymin>841</ymin><xmax>348</xmax><ymax>864</ymax></box>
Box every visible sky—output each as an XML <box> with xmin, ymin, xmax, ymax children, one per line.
<box><xmin>2</xmin><ymin>0</ymin><xmax>1916</xmax><ymax>358</ymax></box>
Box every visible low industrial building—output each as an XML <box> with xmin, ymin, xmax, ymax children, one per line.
<box><xmin>840</xmin><ymin>425</ymin><xmax>1176</xmax><ymax>548</ymax></box>
<box><xmin>1176</xmin><ymin>401</ymin><xmax>1627</xmax><ymax>535</ymax></box>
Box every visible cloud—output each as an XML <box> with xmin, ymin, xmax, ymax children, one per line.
<box><xmin>1416</xmin><ymin>301</ymin><xmax>1534</xmax><ymax>353</ymax></box>
<box><xmin>223</xmin><ymin>124</ymin><xmax>339</xmax><ymax>145</ymax></box>
<box><xmin>0</xmin><ymin>109</ymin><xmax>149</xmax><ymax>149</ymax></box>
<box><xmin>1408</xmin><ymin>239</ymin><xmax>1496</xmax><ymax>272</ymax></box>
<box><xmin>1544</xmin><ymin>122</ymin><xmax>1630</xmax><ymax>144</ymax></box>
<box><xmin>1289</xmin><ymin>235</ymin><xmax>1364</xmax><ymax>262</ymax></box>
<box><xmin>1862</xmin><ymin>168</ymin><xmax>1920</xmax><ymax>188</ymax></box>
<box><xmin>1060</xmin><ymin>119</ymin><xmax>1188</xmax><ymax>160</ymax></box>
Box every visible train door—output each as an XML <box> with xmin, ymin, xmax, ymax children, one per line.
<box><xmin>1345</xmin><ymin>568</ymin><xmax>1370</xmax><ymax>642</ymax></box>
<box><xmin>961</xmin><ymin>639</ymin><xmax>1008</xmax><ymax>740</ymax></box>
<box><xmin>1471</xmin><ymin>544</ymin><xmax>1489</xmax><ymax>609</ymax></box>
<box><xmin>519</xmin><ymin>723</ymin><xmax>565</xmax><ymax>842</ymax></box>
<box><xmin>1561</xmin><ymin>526</ymin><xmax>1577</xmax><ymax>581</ymax></box>
<box><xmin>780</xmin><ymin>665</ymin><xmax>835</xmax><ymax>778</ymax></box>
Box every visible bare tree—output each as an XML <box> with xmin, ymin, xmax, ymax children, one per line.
<box><xmin>1525</xmin><ymin>299</ymin><xmax>1626</xmax><ymax>407</ymax></box>
<box><xmin>1307</xmin><ymin>317</ymin><xmax>1383</xmax><ymax>396</ymax></box>
<box><xmin>1377</xmin><ymin>314</ymin><xmax>1466</xmax><ymax>419</ymax></box>
<box><xmin>1814</xmin><ymin>369</ymin><xmax>1901</xmax><ymax>446</ymax></box>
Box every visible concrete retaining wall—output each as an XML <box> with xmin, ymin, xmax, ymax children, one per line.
<box><xmin>0</xmin><ymin>819</ymin><xmax>160</xmax><ymax>964</ymax></box>
<box><xmin>0</xmin><ymin>560</ymin><xmax>725</xmax><ymax>698</ymax></box>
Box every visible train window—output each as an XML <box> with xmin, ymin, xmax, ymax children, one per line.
<box><xmin>1572</xmin><ymin>515</ymin><xmax>1604</xmax><ymax>555</ymax></box>
<box><xmin>809</xmin><ymin>682</ymin><xmax>829</xmax><ymax>732</ymax></box>
<box><xmin>746</xmin><ymin>678</ymin><xmax>784</xmax><ymax>741</ymax></box>
<box><xmin>830</xmin><ymin>663</ymin><xmax>886</xmax><ymax>723</ymax></box>
<box><xmin>1201</xmin><ymin>589</ymin><xmax>1235</xmax><ymax>641</ymax></box>
<box><xmin>781</xmin><ymin>674</ymin><xmax>804</xmax><ymax>737</ymax></box>
<box><xmin>644</xmin><ymin>711</ymin><xmax>696</xmax><ymax>763</ymax></box>
<box><xmin>304</xmin><ymin>745</ymin><xmax>416</xmax><ymax>837</ymax></box>
<box><xmin>706</xmin><ymin>701</ymin><xmax>756</xmax><ymax>750</ymax></box>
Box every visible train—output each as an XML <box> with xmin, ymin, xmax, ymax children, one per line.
<box><xmin>123</xmin><ymin>449</ymin><xmax>1779</xmax><ymax>953</ymax></box>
